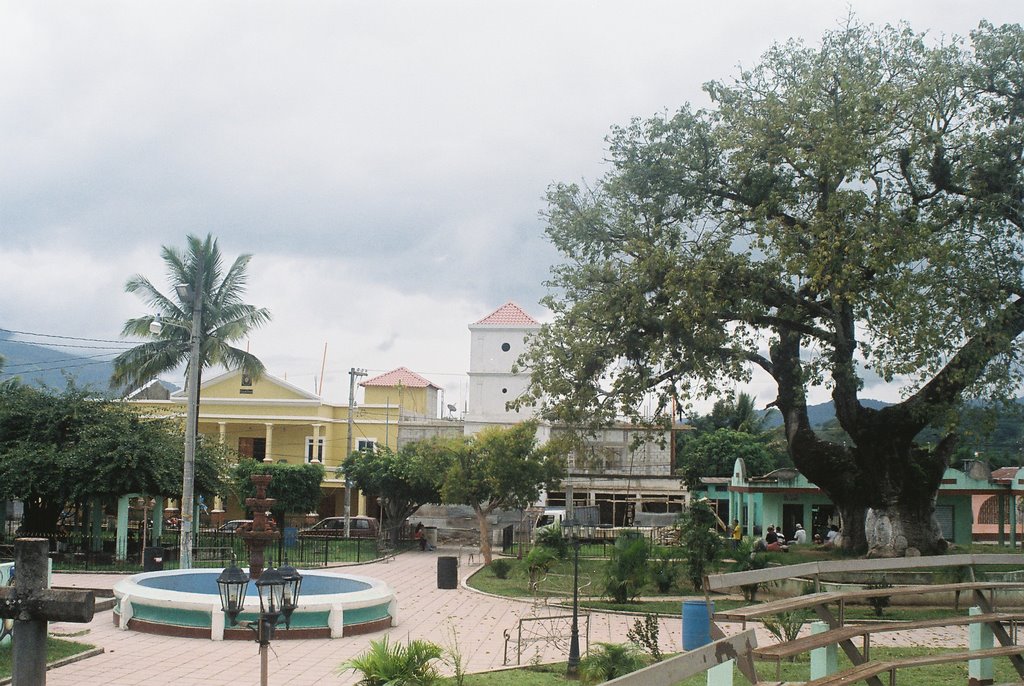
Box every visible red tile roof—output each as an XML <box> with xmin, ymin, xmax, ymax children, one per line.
<box><xmin>361</xmin><ymin>367</ymin><xmax>440</xmax><ymax>389</ymax></box>
<box><xmin>474</xmin><ymin>301</ymin><xmax>539</xmax><ymax>326</ymax></box>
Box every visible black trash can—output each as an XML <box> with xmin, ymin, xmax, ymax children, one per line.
<box><xmin>143</xmin><ymin>546</ymin><xmax>164</xmax><ymax>572</ymax></box>
<box><xmin>437</xmin><ymin>556</ymin><xmax>458</xmax><ymax>589</ymax></box>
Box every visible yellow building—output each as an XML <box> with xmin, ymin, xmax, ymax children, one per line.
<box><xmin>129</xmin><ymin>366</ymin><xmax>451</xmax><ymax>523</ymax></box>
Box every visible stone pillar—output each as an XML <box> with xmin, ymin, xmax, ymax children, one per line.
<box><xmin>810</xmin><ymin>621</ymin><xmax>837</xmax><ymax>679</ymax></box>
<box><xmin>218</xmin><ymin>422</ymin><xmax>227</xmax><ymax>445</ymax></box>
<box><xmin>969</xmin><ymin>605</ymin><xmax>994</xmax><ymax>686</ymax></box>
<box><xmin>116</xmin><ymin>495</ymin><xmax>131</xmax><ymax>562</ymax></box>
<box><xmin>312</xmin><ymin>424</ymin><xmax>322</xmax><ymax>463</ymax></box>
<box><xmin>91</xmin><ymin>500</ymin><xmax>103</xmax><ymax>552</ymax></box>
<box><xmin>264</xmin><ymin>423</ymin><xmax>274</xmax><ymax>462</ymax></box>
<box><xmin>152</xmin><ymin>497</ymin><xmax>164</xmax><ymax>539</ymax></box>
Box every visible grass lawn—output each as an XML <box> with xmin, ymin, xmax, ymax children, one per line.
<box><xmin>0</xmin><ymin>637</ymin><xmax>96</xmax><ymax>679</ymax></box>
<box><xmin>441</xmin><ymin>647</ymin><xmax>1024</xmax><ymax>685</ymax></box>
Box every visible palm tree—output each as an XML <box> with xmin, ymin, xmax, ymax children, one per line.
<box><xmin>111</xmin><ymin>234</ymin><xmax>271</xmax><ymax>394</ymax></box>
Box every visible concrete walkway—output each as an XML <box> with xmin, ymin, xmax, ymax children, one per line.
<box><xmin>43</xmin><ymin>548</ymin><xmax>971</xmax><ymax>685</ymax></box>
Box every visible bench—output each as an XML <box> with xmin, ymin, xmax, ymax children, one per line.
<box><xmin>802</xmin><ymin>645</ymin><xmax>1024</xmax><ymax>686</ymax></box>
<box><xmin>755</xmin><ymin>612</ymin><xmax>1024</xmax><ymax>680</ymax></box>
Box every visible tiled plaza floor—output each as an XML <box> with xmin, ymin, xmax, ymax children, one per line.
<box><xmin>43</xmin><ymin>548</ymin><xmax>973</xmax><ymax>685</ymax></box>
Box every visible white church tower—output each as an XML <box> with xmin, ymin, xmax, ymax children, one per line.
<box><xmin>464</xmin><ymin>301</ymin><xmax>541</xmax><ymax>436</ymax></box>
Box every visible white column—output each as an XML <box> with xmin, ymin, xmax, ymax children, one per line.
<box><xmin>264</xmin><ymin>423</ymin><xmax>274</xmax><ymax>463</ymax></box>
<box><xmin>218</xmin><ymin>422</ymin><xmax>227</xmax><ymax>445</ymax></box>
<box><xmin>312</xmin><ymin>424</ymin><xmax>322</xmax><ymax>463</ymax></box>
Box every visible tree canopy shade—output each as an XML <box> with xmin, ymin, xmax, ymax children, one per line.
<box><xmin>111</xmin><ymin>233</ymin><xmax>271</xmax><ymax>394</ymax></box>
<box><xmin>0</xmin><ymin>383</ymin><xmax>227</xmax><ymax>532</ymax></box>
<box><xmin>342</xmin><ymin>442</ymin><xmax>450</xmax><ymax>543</ymax></box>
<box><xmin>439</xmin><ymin>421</ymin><xmax>563</xmax><ymax>564</ymax></box>
<box><xmin>520</xmin><ymin>20</ymin><xmax>1024</xmax><ymax>556</ymax></box>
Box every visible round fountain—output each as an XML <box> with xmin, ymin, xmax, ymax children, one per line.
<box><xmin>112</xmin><ymin>474</ymin><xmax>396</xmax><ymax>640</ymax></box>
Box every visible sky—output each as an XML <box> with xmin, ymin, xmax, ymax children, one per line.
<box><xmin>1</xmin><ymin>1</ymin><xmax>1022</xmax><ymax>413</ymax></box>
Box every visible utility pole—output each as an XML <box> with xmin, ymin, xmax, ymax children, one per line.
<box><xmin>345</xmin><ymin>367</ymin><xmax>367</xmax><ymax>538</ymax></box>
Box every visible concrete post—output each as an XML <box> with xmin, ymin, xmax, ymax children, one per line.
<box><xmin>116</xmin><ymin>495</ymin><xmax>130</xmax><ymax>561</ymax></box>
<box><xmin>152</xmin><ymin>497</ymin><xmax>164</xmax><ymax>539</ymax></box>
<box><xmin>810</xmin><ymin>620</ymin><xmax>837</xmax><ymax>679</ymax></box>
<box><xmin>91</xmin><ymin>500</ymin><xmax>103</xmax><ymax>552</ymax></box>
<box><xmin>707</xmin><ymin>660</ymin><xmax>733</xmax><ymax>686</ymax></box>
<box><xmin>969</xmin><ymin>605</ymin><xmax>994</xmax><ymax>685</ymax></box>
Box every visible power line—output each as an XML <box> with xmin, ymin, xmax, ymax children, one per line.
<box><xmin>0</xmin><ymin>338</ymin><xmax>130</xmax><ymax>351</ymax></box>
<box><xmin>0</xmin><ymin>327</ymin><xmax>131</xmax><ymax>345</ymax></box>
<box><xmin>1</xmin><ymin>351</ymin><xmax>121</xmax><ymax>370</ymax></box>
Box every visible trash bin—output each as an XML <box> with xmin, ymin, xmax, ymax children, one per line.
<box><xmin>284</xmin><ymin>526</ymin><xmax>298</xmax><ymax>548</ymax></box>
<box><xmin>437</xmin><ymin>556</ymin><xmax>458</xmax><ymax>589</ymax></box>
<box><xmin>143</xmin><ymin>546</ymin><xmax>164</xmax><ymax>572</ymax></box>
<box><xmin>682</xmin><ymin>599</ymin><xmax>714</xmax><ymax>649</ymax></box>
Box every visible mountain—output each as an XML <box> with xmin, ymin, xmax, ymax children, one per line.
<box><xmin>760</xmin><ymin>398</ymin><xmax>892</xmax><ymax>429</ymax></box>
<box><xmin>0</xmin><ymin>331</ymin><xmax>179</xmax><ymax>396</ymax></box>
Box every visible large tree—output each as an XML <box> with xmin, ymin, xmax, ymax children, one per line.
<box><xmin>439</xmin><ymin>421</ymin><xmax>563</xmax><ymax>564</ymax></box>
<box><xmin>0</xmin><ymin>383</ymin><xmax>226</xmax><ymax>532</ymax></box>
<box><xmin>111</xmin><ymin>233</ymin><xmax>271</xmax><ymax>394</ymax></box>
<box><xmin>342</xmin><ymin>442</ymin><xmax>451</xmax><ymax>544</ymax></box>
<box><xmin>520</xmin><ymin>20</ymin><xmax>1024</xmax><ymax>557</ymax></box>
<box><xmin>231</xmin><ymin>460</ymin><xmax>324</xmax><ymax>525</ymax></box>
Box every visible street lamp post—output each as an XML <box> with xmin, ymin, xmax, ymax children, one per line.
<box><xmin>345</xmin><ymin>367</ymin><xmax>367</xmax><ymax>538</ymax></box>
<box><xmin>177</xmin><ymin>269</ymin><xmax>203</xmax><ymax>570</ymax></box>
<box><xmin>562</xmin><ymin>517</ymin><xmax>581</xmax><ymax>679</ymax></box>
<box><xmin>217</xmin><ymin>555</ymin><xmax>302</xmax><ymax>686</ymax></box>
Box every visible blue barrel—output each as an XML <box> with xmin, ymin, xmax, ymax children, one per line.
<box><xmin>682</xmin><ymin>600</ymin><xmax>714</xmax><ymax>650</ymax></box>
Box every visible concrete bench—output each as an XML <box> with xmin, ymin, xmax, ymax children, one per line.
<box><xmin>802</xmin><ymin>645</ymin><xmax>1024</xmax><ymax>686</ymax></box>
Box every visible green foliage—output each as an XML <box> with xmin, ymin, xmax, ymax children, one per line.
<box><xmin>678</xmin><ymin>500</ymin><xmax>722</xmax><ymax>591</ymax></box>
<box><xmin>649</xmin><ymin>547</ymin><xmax>679</xmax><ymax>593</ymax></box>
<box><xmin>866</xmin><ymin>580</ymin><xmax>894</xmax><ymax>617</ymax></box>
<box><xmin>112</xmin><ymin>233</ymin><xmax>271</xmax><ymax>394</ymax></box>
<box><xmin>0</xmin><ymin>383</ymin><xmax>226</xmax><ymax>532</ymax></box>
<box><xmin>731</xmin><ymin>539</ymin><xmax>769</xmax><ymax>602</ymax></box>
<box><xmin>489</xmin><ymin>559</ymin><xmax>512</xmax><ymax>579</ymax></box>
<box><xmin>762</xmin><ymin>610</ymin><xmax>809</xmax><ymax>646</ymax></box>
<box><xmin>340</xmin><ymin>636</ymin><xmax>443</xmax><ymax>686</ymax></box>
<box><xmin>525</xmin><ymin>546</ymin><xmax>557</xmax><ymax>592</ymax></box>
<box><xmin>520</xmin><ymin>19</ymin><xmax>1024</xmax><ymax>554</ymax></box>
<box><xmin>626</xmin><ymin>614</ymin><xmax>662</xmax><ymax>661</ymax></box>
<box><xmin>578</xmin><ymin>642</ymin><xmax>647</xmax><ymax>685</ymax></box>
<box><xmin>343</xmin><ymin>441</ymin><xmax>450</xmax><ymax>540</ymax></box>
<box><xmin>231</xmin><ymin>459</ymin><xmax>323</xmax><ymax>519</ymax></box>
<box><xmin>679</xmin><ymin>428</ymin><xmax>785</xmax><ymax>489</ymax></box>
<box><xmin>603</xmin><ymin>536</ymin><xmax>649</xmax><ymax>603</ymax></box>
<box><xmin>534</xmin><ymin>526</ymin><xmax>569</xmax><ymax>559</ymax></box>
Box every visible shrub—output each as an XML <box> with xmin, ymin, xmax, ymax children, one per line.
<box><xmin>579</xmin><ymin>642</ymin><xmax>648</xmax><ymax>685</ymax></box>
<box><xmin>489</xmin><ymin>558</ymin><xmax>512</xmax><ymax>579</ymax></box>
<box><xmin>534</xmin><ymin>526</ymin><xmax>569</xmax><ymax>559</ymax></box>
<box><xmin>731</xmin><ymin>539</ymin><xmax>768</xmax><ymax>601</ymax></box>
<box><xmin>866</xmin><ymin>579</ymin><xmax>893</xmax><ymax>617</ymax></box>
<box><xmin>649</xmin><ymin>546</ymin><xmax>679</xmax><ymax>593</ymax></box>
<box><xmin>626</xmin><ymin>613</ymin><xmax>662</xmax><ymax>661</ymax></box>
<box><xmin>604</xmin><ymin>536</ymin><xmax>649</xmax><ymax>603</ymax></box>
<box><xmin>525</xmin><ymin>546</ymin><xmax>558</xmax><ymax>592</ymax></box>
<box><xmin>678</xmin><ymin>499</ymin><xmax>723</xmax><ymax>591</ymax></box>
<box><xmin>762</xmin><ymin>610</ymin><xmax>808</xmax><ymax>648</ymax></box>
<box><xmin>339</xmin><ymin>636</ymin><xmax>443</xmax><ymax>686</ymax></box>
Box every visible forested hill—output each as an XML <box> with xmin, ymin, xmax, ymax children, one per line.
<box><xmin>760</xmin><ymin>398</ymin><xmax>892</xmax><ymax>429</ymax></box>
<box><xmin>0</xmin><ymin>330</ymin><xmax>121</xmax><ymax>394</ymax></box>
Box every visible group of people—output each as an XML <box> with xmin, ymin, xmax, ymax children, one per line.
<box><xmin>733</xmin><ymin>520</ymin><xmax>841</xmax><ymax>552</ymax></box>
<box><xmin>413</xmin><ymin>522</ymin><xmax>436</xmax><ymax>551</ymax></box>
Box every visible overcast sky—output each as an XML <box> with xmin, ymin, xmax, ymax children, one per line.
<box><xmin>2</xmin><ymin>2</ymin><xmax>1021</xmax><ymax>412</ymax></box>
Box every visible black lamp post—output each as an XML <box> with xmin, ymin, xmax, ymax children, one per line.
<box><xmin>562</xmin><ymin>517</ymin><xmax>581</xmax><ymax>679</ymax></box>
<box><xmin>217</xmin><ymin>555</ymin><xmax>303</xmax><ymax>686</ymax></box>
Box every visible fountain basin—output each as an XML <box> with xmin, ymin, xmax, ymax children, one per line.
<box><xmin>113</xmin><ymin>568</ymin><xmax>397</xmax><ymax>640</ymax></box>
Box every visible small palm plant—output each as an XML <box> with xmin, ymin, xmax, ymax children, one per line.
<box><xmin>339</xmin><ymin>636</ymin><xmax>443</xmax><ymax>686</ymax></box>
<box><xmin>579</xmin><ymin>642</ymin><xmax>648</xmax><ymax>685</ymax></box>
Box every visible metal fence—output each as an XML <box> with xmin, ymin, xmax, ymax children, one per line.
<box><xmin>0</xmin><ymin>527</ymin><xmax>413</xmax><ymax>572</ymax></box>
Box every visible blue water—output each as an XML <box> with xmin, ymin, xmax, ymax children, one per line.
<box><xmin>138</xmin><ymin>570</ymin><xmax>372</xmax><ymax>596</ymax></box>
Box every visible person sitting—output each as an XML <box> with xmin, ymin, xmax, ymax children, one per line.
<box><xmin>789</xmin><ymin>523</ymin><xmax>807</xmax><ymax>545</ymax></box>
<box><xmin>823</xmin><ymin>524</ymin><xmax>840</xmax><ymax>547</ymax></box>
<box><xmin>765</xmin><ymin>526</ymin><xmax>788</xmax><ymax>552</ymax></box>
<box><xmin>414</xmin><ymin>522</ymin><xmax>426</xmax><ymax>551</ymax></box>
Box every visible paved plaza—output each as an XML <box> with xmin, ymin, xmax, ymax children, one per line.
<box><xmin>43</xmin><ymin>548</ymin><xmax>970</xmax><ymax>685</ymax></box>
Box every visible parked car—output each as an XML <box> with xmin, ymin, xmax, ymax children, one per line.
<box><xmin>218</xmin><ymin>519</ymin><xmax>253</xmax><ymax>534</ymax></box>
<box><xmin>298</xmin><ymin>515</ymin><xmax>379</xmax><ymax>539</ymax></box>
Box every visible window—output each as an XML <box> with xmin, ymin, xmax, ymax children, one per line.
<box><xmin>305</xmin><ymin>437</ymin><xmax>325</xmax><ymax>463</ymax></box>
<box><xmin>357</xmin><ymin>438</ymin><xmax>376</xmax><ymax>453</ymax></box>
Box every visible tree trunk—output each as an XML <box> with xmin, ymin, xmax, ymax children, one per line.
<box><xmin>474</xmin><ymin>506</ymin><xmax>493</xmax><ymax>565</ymax></box>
